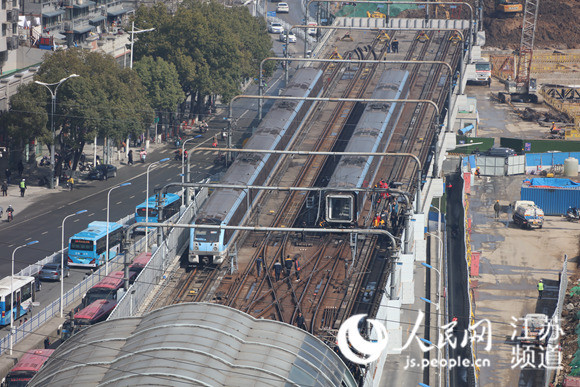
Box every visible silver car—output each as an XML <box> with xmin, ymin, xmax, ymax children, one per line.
<box><xmin>39</xmin><ymin>263</ymin><xmax>70</xmax><ymax>281</ymax></box>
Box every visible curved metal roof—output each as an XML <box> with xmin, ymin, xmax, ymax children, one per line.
<box><xmin>30</xmin><ymin>303</ymin><xmax>356</xmax><ymax>386</ymax></box>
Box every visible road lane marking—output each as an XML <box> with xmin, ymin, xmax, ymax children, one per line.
<box><xmin>25</xmin><ymin>237</ymin><xmax>31</xmax><ymax>241</ymax></box>
<box><xmin>88</xmin><ymin>213</ymin><xmax>95</xmax><ymax>217</ymax></box>
<box><xmin>205</xmin><ymin>165</ymin><xmax>213</xmax><ymax>170</ymax></box>
<box><xmin>74</xmin><ymin>218</ymin><xmax>80</xmax><ymax>222</ymax></box>
<box><xmin>116</xmin><ymin>201</ymin><xmax>122</xmax><ymax>205</ymax></box>
<box><xmin>130</xmin><ymin>195</ymin><xmax>135</xmax><ymax>199</ymax></box>
<box><xmin>41</xmin><ymin>231</ymin><xmax>48</xmax><ymax>235</ymax></box>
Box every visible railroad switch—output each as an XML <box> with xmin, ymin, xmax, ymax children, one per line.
<box><xmin>378</xmin><ymin>31</ymin><xmax>390</xmax><ymax>41</ymax></box>
<box><xmin>341</xmin><ymin>32</ymin><xmax>354</xmax><ymax>42</ymax></box>
<box><xmin>329</xmin><ymin>48</ymin><xmax>343</xmax><ymax>60</ymax></box>
<box><xmin>449</xmin><ymin>32</ymin><xmax>462</xmax><ymax>44</ymax></box>
<box><xmin>417</xmin><ymin>31</ymin><xmax>429</xmax><ymax>42</ymax></box>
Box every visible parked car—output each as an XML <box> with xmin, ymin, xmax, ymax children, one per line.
<box><xmin>88</xmin><ymin>164</ymin><xmax>117</xmax><ymax>180</ymax></box>
<box><xmin>276</xmin><ymin>2</ymin><xmax>289</xmax><ymax>13</ymax></box>
<box><xmin>39</xmin><ymin>263</ymin><xmax>70</xmax><ymax>281</ymax></box>
<box><xmin>484</xmin><ymin>147</ymin><xmax>516</xmax><ymax>157</ymax></box>
<box><xmin>279</xmin><ymin>31</ymin><xmax>297</xmax><ymax>43</ymax></box>
<box><xmin>268</xmin><ymin>22</ymin><xmax>284</xmax><ymax>34</ymax></box>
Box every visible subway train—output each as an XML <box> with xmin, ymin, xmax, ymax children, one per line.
<box><xmin>324</xmin><ymin>69</ymin><xmax>410</xmax><ymax>226</ymax></box>
<box><xmin>189</xmin><ymin>68</ymin><xmax>324</xmax><ymax>265</ymax></box>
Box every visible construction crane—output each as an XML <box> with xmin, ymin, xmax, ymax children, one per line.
<box><xmin>499</xmin><ymin>0</ymin><xmax>540</xmax><ymax>103</ymax></box>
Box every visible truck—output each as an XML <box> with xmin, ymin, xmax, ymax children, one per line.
<box><xmin>518</xmin><ymin>313</ymin><xmax>549</xmax><ymax>346</ymax></box>
<box><xmin>466</xmin><ymin>46</ymin><xmax>491</xmax><ymax>86</ymax></box>
<box><xmin>513</xmin><ymin>200</ymin><xmax>544</xmax><ymax>229</ymax></box>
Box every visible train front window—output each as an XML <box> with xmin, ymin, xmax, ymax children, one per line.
<box><xmin>329</xmin><ymin>197</ymin><xmax>352</xmax><ymax>221</ymax></box>
<box><xmin>194</xmin><ymin>228</ymin><xmax>220</xmax><ymax>243</ymax></box>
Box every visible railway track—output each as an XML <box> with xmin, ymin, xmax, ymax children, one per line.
<box><xmin>152</xmin><ymin>28</ymin><xmax>465</xmax><ymax>351</ymax></box>
<box><xmin>212</xmin><ymin>32</ymin><xmax>398</xmax><ymax>333</ymax></box>
<box><xmin>154</xmin><ymin>32</ymin><xmax>392</xmax><ymax>311</ymax></box>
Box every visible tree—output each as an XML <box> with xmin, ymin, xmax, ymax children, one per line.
<box><xmin>132</xmin><ymin>1</ymin><xmax>274</xmax><ymax>118</ymax></box>
<box><xmin>11</xmin><ymin>48</ymin><xmax>154</xmax><ymax>172</ymax></box>
<box><xmin>0</xmin><ymin>83</ymin><xmax>50</xmax><ymax>162</ymax></box>
<box><xmin>133</xmin><ymin>56</ymin><xmax>184</xmax><ymax>136</ymax></box>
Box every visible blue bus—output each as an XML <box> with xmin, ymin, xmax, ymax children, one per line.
<box><xmin>68</xmin><ymin>221</ymin><xmax>124</xmax><ymax>268</ymax></box>
<box><xmin>0</xmin><ymin>276</ymin><xmax>35</xmax><ymax>326</ymax></box>
<box><xmin>135</xmin><ymin>193</ymin><xmax>181</xmax><ymax>231</ymax></box>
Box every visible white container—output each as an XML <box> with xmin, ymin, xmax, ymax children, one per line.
<box><xmin>564</xmin><ymin>157</ymin><xmax>579</xmax><ymax>177</ymax></box>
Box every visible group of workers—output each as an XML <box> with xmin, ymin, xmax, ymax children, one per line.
<box><xmin>372</xmin><ymin>196</ymin><xmax>400</xmax><ymax>230</ymax></box>
<box><xmin>256</xmin><ymin>254</ymin><xmax>302</xmax><ymax>282</ymax></box>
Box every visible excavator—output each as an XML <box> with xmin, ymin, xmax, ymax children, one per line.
<box><xmin>496</xmin><ymin>0</ymin><xmax>523</xmax><ymax>16</ymax></box>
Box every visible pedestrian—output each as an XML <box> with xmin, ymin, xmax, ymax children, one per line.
<box><xmin>44</xmin><ymin>337</ymin><xmax>50</xmax><ymax>349</ymax></box>
<box><xmin>67</xmin><ymin>176</ymin><xmax>74</xmax><ymax>191</ymax></box>
<box><xmin>475</xmin><ymin>167</ymin><xmax>481</xmax><ymax>179</ymax></box>
<box><xmin>256</xmin><ymin>257</ymin><xmax>263</xmax><ymax>277</ymax></box>
<box><xmin>294</xmin><ymin>258</ymin><xmax>301</xmax><ymax>281</ymax></box>
<box><xmin>296</xmin><ymin>312</ymin><xmax>307</xmax><ymax>330</ymax></box>
<box><xmin>392</xmin><ymin>38</ymin><xmax>399</xmax><ymax>53</ymax></box>
<box><xmin>17</xmin><ymin>160</ymin><xmax>23</xmax><ymax>177</ymax></box>
<box><xmin>284</xmin><ymin>255</ymin><xmax>294</xmax><ymax>277</ymax></box>
<box><xmin>128</xmin><ymin>149</ymin><xmax>133</xmax><ymax>165</ymax></box>
<box><xmin>493</xmin><ymin>200</ymin><xmax>500</xmax><ymax>219</ymax></box>
<box><xmin>5</xmin><ymin>168</ymin><xmax>11</xmax><ymax>185</ymax></box>
<box><xmin>1</xmin><ymin>180</ymin><xmax>7</xmax><ymax>196</ymax></box>
<box><xmin>35</xmin><ymin>276</ymin><xmax>41</xmax><ymax>291</ymax></box>
<box><xmin>19</xmin><ymin>178</ymin><xmax>26</xmax><ymax>197</ymax></box>
<box><xmin>274</xmin><ymin>261</ymin><xmax>282</xmax><ymax>281</ymax></box>
<box><xmin>538</xmin><ymin>279</ymin><xmax>544</xmax><ymax>299</ymax></box>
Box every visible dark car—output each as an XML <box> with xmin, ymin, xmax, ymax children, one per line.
<box><xmin>38</xmin><ymin>263</ymin><xmax>70</xmax><ymax>281</ymax></box>
<box><xmin>88</xmin><ymin>164</ymin><xmax>117</xmax><ymax>180</ymax></box>
<box><xmin>485</xmin><ymin>147</ymin><xmax>516</xmax><ymax>157</ymax></box>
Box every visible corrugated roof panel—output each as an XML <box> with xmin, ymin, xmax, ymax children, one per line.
<box><xmin>30</xmin><ymin>303</ymin><xmax>356</xmax><ymax>387</ymax></box>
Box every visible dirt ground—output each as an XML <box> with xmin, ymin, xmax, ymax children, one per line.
<box><xmin>399</xmin><ymin>0</ymin><xmax>580</xmax><ymax>50</ymax></box>
<box><xmin>481</xmin><ymin>0</ymin><xmax>580</xmax><ymax>50</ymax></box>
<box><xmin>469</xmin><ymin>176</ymin><xmax>580</xmax><ymax>385</ymax></box>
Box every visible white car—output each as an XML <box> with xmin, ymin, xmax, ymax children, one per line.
<box><xmin>268</xmin><ymin>22</ymin><xmax>284</xmax><ymax>34</ymax></box>
<box><xmin>276</xmin><ymin>2</ymin><xmax>289</xmax><ymax>13</ymax></box>
<box><xmin>279</xmin><ymin>31</ymin><xmax>296</xmax><ymax>43</ymax></box>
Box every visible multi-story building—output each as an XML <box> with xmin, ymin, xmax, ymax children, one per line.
<box><xmin>0</xmin><ymin>0</ymin><xmax>21</xmax><ymax>74</ymax></box>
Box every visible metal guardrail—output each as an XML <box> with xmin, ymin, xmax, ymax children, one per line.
<box><xmin>109</xmin><ymin>187</ymin><xmax>208</xmax><ymax>320</ymax></box>
<box><xmin>0</xmin><ymin>213</ymin><xmax>137</xmax><ymax>356</ymax></box>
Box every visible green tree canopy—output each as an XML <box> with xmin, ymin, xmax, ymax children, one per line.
<box><xmin>133</xmin><ymin>1</ymin><xmax>274</xmax><ymax>108</ymax></box>
<box><xmin>133</xmin><ymin>56</ymin><xmax>184</xmax><ymax>114</ymax></box>
<box><xmin>5</xmin><ymin>48</ymin><xmax>154</xmax><ymax>168</ymax></box>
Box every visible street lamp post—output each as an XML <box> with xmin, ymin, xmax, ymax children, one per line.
<box><xmin>129</xmin><ymin>21</ymin><xmax>155</xmax><ymax>69</ymax></box>
<box><xmin>419</xmin><ymin>338</ymin><xmax>444</xmax><ymax>387</ymax></box>
<box><xmin>61</xmin><ymin>210</ymin><xmax>87</xmax><ymax>318</ymax></box>
<box><xmin>35</xmin><ymin>74</ymin><xmax>79</xmax><ymax>189</ymax></box>
<box><xmin>106</xmin><ymin>183</ymin><xmax>131</xmax><ymax>276</ymax></box>
<box><xmin>181</xmin><ymin>138</ymin><xmax>196</xmax><ymax>206</ymax></box>
<box><xmin>145</xmin><ymin>158</ymin><xmax>170</xmax><ymax>252</ymax></box>
<box><xmin>10</xmin><ymin>240</ymin><xmax>39</xmax><ymax>355</ymax></box>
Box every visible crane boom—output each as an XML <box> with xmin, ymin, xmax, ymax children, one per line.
<box><xmin>515</xmin><ymin>0</ymin><xmax>540</xmax><ymax>86</ymax></box>
<box><xmin>499</xmin><ymin>0</ymin><xmax>540</xmax><ymax>103</ymax></box>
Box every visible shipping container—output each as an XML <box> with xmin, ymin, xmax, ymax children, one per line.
<box><xmin>521</xmin><ymin>186</ymin><xmax>580</xmax><ymax>215</ymax></box>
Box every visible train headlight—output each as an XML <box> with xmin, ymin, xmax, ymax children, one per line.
<box><xmin>213</xmin><ymin>246</ymin><xmax>218</xmax><ymax>251</ymax></box>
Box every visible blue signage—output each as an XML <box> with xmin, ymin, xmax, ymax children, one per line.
<box><xmin>267</xmin><ymin>11</ymin><xmax>276</xmax><ymax>17</ymax></box>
